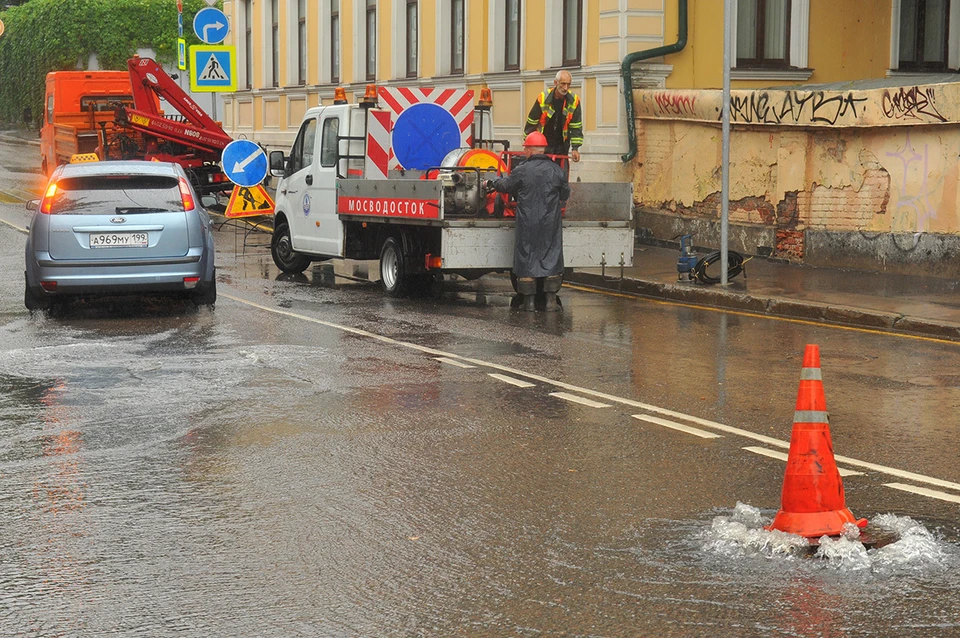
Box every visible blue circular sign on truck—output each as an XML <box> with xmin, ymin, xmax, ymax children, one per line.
<box><xmin>391</xmin><ymin>103</ymin><xmax>461</xmax><ymax>170</ymax></box>
<box><xmin>221</xmin><ymin>140</ymin><xmax>267</xmax><ymax>188</ymax></box>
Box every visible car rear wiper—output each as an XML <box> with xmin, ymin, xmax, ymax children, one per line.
<box><xmin>115</xmin><ymin>207</ymin><xmax>170</xmax><ymax>214</ymax></box>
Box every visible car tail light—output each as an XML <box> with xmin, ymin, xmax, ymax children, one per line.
<box><xmin>178</xmin><ymin>177</ymin><xmax>196</xmax><ymax>211</ymax></box>
<box><xmin>39</xmin><ymin>182</ymin><xmax>58</xmax><ymax>214</ymax></box>
<box><xmin>425</xmin><ymin>254</ymin><xmax>443</xmax><ymax>270</ymax></box>
<box><xmin>40</xmin><ymin>281</ymin><xmax>57</xmax><ymax>292</ymax></box>
<box><xmin>183</xmin><ymin>277</ymin><xmax>200</xmax><ymax>289</ymax></box>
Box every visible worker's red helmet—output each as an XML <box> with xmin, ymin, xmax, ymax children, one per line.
<box><xmin>523</xmin><ymin>132</ymin><xmax>548</xmax><ymax>148</ymax></box>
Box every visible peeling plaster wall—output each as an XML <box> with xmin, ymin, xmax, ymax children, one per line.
<box><xmin>632</xmin><ymin>82</ymin><xmax>960</xmax><ymax>274</ymax></box>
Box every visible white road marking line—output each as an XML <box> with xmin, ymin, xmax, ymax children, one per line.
<box><xmin>550</xmin><ymin>392</ymin><xmax>611</xmax><ymax>408</ymax></box>
<box><xmin>742</xmin><ymin>446</ymin><xmax>864</xmax><ymax>477</ymax></box>
<box><xmin>884</xmin><ymin>483</ymin><xmax>960</xmax><ymax>504</ymax></box>
<box><xmin>634</xmin><ymin>414</ymin><xmax>723</xmax><ymax>439</ymax></box>
<box><xmin>435</xmin><ymin>357</ymin><xmax>476</xmax><ymax>369</ymax></box>
<box><xmin>489</xmin><ymin>373</ymin><xmax>535</xmax><ymax>388</ymax></box>
<box><xmin>222</xmin><ymin>293</ymin><xmax>960</xmax><ymax>496</ymax></box>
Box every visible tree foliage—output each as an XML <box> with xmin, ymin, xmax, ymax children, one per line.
<box><xmin>0</xmin><ymin>0</ymin><xmax>212</xmax><ymax>127</ymax></box>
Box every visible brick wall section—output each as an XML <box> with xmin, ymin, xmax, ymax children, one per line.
<box><xmin>798</xmin><ymin>167</ymin><xmax>891</xmax><ymax>231</ymax></box>
<box><xmin>776</xmin><ymin>229</ymin><xmax>804</xmax><ymax>261</ymax></box>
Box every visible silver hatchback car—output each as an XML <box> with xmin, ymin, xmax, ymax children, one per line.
<box><xmin>24</xmin><ymin>160</ymin><xmax>216</xmax><ymax>311</ymax></box>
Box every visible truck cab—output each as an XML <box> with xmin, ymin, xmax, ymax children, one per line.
<box><xmin>271</xmin><ymin>103</ymin><xmax>366</xmax><ymax>261</ymax></box>
<box><xmin>40</xmin><ymin>71</ymin><xmax>135</xmax><ymax>176</ymax></box>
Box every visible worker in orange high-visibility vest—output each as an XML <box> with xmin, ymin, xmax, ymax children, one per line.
<box><xmin>524</xmin><ymin>70</ymin><xmax>584</xmax><ymax>162</ymax></box>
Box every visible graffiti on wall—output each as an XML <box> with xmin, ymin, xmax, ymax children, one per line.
<box><xmin>728</xmin><ymin>91</ymin><xmax>869</xmax><ymax>125</ymax></box>
<box><xmin>885</xmin><ymin>132</ymin><xmax>937</xmax><ymax>233</ymax></box>
<box><xmin>653</xmin><ymin>92</ymin><xmax>697</xmax><ymax>116</ymax></box>
<box><xmin>881</xmin><ymin>87</ymin><xmax>946</xmax><ymax>123</ymax></box>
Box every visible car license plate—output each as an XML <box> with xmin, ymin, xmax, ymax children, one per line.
<box><xmin>89</xmin><ymin>232</ymin><xmax>148</xmax><ymax>248</ymax></box>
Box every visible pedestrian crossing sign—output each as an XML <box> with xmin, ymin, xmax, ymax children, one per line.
<box><xmin>189</xmin><ymin>45</ymin><xmax>236</xmax><ymax>92</ymax></box>
<box><xmin>225</xmin><ymin>184</ymin><xmax>275</xmax><ymax>218</ymax></box>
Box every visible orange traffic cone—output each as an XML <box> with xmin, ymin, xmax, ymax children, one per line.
<box><xmin>769</xmin><ymin>345</ymin><xmax>867</xmax><ymax>538</ymax></box>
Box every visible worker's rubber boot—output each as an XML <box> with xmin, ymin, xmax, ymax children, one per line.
<box><xmin>517</xmin><ymin>277</ymin><xmax>537</xmax><ymax>312</ymax></box>
<box><xmin>542</xmin><ymin>275</ymin><xmax>563</xmax><ymax>312</ymax></box>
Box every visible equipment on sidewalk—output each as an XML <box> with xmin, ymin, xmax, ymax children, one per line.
<box><xmin>768</xmin><ymin>344</ymin><xmax>868</xmax><ymax>538</ymax></box>
<box><xmin>675</xmin><ymin>234</ymin><xmax>749</xmax><ymax>284</ymax></box>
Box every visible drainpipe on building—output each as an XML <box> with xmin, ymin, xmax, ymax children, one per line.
<box><xmin>620</xmin><ymin>0</ymin><xmax>688</xmax><ymax>163</ymax></box>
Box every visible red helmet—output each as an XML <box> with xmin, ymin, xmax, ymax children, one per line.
<box><xmin>523</xmin><ymin>131</ymin><xmax>548</xmax><ymax>148</ymax></box>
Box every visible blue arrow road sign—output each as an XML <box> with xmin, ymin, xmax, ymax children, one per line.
<box><xmin>193</xmin><ymin>7</ymin><xmax>228</xmax><ymax>45</ymax></box>
<box><xmin>222</xmin><ymin>140</ymin><xmax>267</xmax><ymax>188</ymax></box>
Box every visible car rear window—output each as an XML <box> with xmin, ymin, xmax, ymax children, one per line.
<box><xmin>48</xmin><ymin>175</ymin><xmax>183</xmax><ymax>215</ymax></box>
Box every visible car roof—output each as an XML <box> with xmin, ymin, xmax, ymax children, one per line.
<box><xmin>55</xmin><ymin>160</ymin><xmax>184</xmax><ymax>179</ymax></box>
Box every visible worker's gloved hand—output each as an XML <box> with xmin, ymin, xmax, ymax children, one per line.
<box><xmin>483</xmin><ymin>179</ymin><xmax>495</xmax><ymax>192</ymax></box>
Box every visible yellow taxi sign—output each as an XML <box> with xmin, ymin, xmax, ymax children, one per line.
<box><xmin>69</xmin><ymin>152</ymin><xmax>100</xmax><ymax>164</ymax></box>
<box><xmin>225</xmin><ymin>184</ymin><xmax>275</xmax><ymax>218</ymax></box>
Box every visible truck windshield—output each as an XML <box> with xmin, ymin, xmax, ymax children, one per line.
<box><xmin>80</xmin><ymin>96</ymin><xmax>134</xmax><ymax>112</ymax></box>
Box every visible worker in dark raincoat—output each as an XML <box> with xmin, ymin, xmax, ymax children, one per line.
<box><xmin>486</xmin><ymin>132</ymin><xmax>570</xmax><ymax>311</ymax></box>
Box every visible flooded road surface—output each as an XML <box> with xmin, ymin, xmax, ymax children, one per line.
<box><xmin>2</xmin><ymin>197</ymin><xmax>960</xmax><ymax>634</ymax></box>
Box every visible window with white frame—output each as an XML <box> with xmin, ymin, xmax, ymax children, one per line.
<box><xmin>562</xmin><ymin>0</ymin><xmax>582</xmax><ymax>67</ymax></box>
<box><xmin>331</xmin><ymin>0</ymin><xmax>340</xmax><ymax>83</ymax></box>
<box><xmin>506</xmin><ymin>0</ymin><xmax>521</xmax><ymax>70</ymax></box>
<box><xmin>270</xmin><ymin>0</ymin><xmax>279</xmax><ymax>87</ymax></box>
<box><xmin>452</xmin><ymin>0</ymin><xmax>465</xmax><ymax>74</ymax></box>
<box><xmin>731</xmin><ymin>0</ymin><xmax>810</xmax><ymax>75</ymax></box>
<box><xmin>298</xmin><ymin>0</ymin><xmax>307</xmax><ymax>84</ymax></box>
<box><xmin>896</xmin><ymin>0</ymin><xmax>952</xmax><ymax>71</ymax></box>
<box><xmin>406</xmin><ymin>0</ymin><xmax>418</xmax><ymax>78</ymax></box>
<box><xmin>366</xmin><ymin>0</ymin><xmax>377</xmax><ymax>80</ymax></box>
<box><xmin>244</xmin><ymin>0</ymin><xmax>253</xmax><ymax>88</ymax></box>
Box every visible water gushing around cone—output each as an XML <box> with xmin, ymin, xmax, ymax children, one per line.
<box><xmin>705</xmin><ymin>504</ymin><xmax>956</xmax><ymax>574</ymax></box>
<box><xmin>770</xmin><ymin>344</ymin><xmax>865</xmax><ymax>537</ymax></box>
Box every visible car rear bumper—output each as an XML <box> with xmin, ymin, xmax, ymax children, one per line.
<box><xmin>26</xmin><ymin>250</ymin><xmax>211</xmax><ymax>296</ymax></box>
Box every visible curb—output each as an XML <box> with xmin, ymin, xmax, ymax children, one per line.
<box><xmin>0</xmin><ymin>132</ymin><xmax>40</xmax><ymax>147</ymax></box>
<box><xmin>566</xmin><ymin>270</ymin><xmax>960</xmax><ymax>341</ymax></box>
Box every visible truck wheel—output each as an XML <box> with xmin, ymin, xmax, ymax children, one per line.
<box><xmin>272</xmin><ymin>220</ymin><xmax>311</xmax><ymax>274</ymax></box>
<box><xmin>379</xmin><ymin>237</ymin><xmax>411</xmax><ymax>296</ymax></box>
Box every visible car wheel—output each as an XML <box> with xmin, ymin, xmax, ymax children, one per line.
<box><xmin>271</xmin><ymin>220</ymin><xmax>311</xmax><ymax>274</ymax></box>
<box><xmin>191</xmin><ymin>272</ymin><xmax>217</xmax><ymax>307</ymax></box>
<box><xmin>379</xmin><ymin>237</ymin><xmax>411</xmax><ymax>297</ymax></box>
<box><xmin>24</xmin><ymin>277</ymin><xmax>50</xmax><ymax>312</ymax></box>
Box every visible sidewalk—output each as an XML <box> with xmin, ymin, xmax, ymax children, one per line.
<box><xmin>0</xmin><ymin>129</ymin><xmax>40</xmax><ymax>147</ymax></box>
<box><xmin>567</xmin><ymin>243</ymin><xmax>960</xmax><ymax>341</ymax></box>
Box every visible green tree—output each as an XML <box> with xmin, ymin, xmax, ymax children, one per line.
<box><xmin>0</xmin><ymin>0</ymin><xmax>213</xmax><ymax>127</ymax></box>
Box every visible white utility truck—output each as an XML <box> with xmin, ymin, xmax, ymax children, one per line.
<box><xmin>268</xmin><ymin>85</ymin><xmax>633</xmax><ymax>295</ymax></box>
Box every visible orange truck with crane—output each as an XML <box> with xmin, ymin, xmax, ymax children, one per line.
<box><xmin>40</xmin><ymin>57</ymin><xmax>233</xmax><ymax>195</ymax></box>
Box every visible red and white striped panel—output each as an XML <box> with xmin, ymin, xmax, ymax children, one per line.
<box><xmin>377</xmin><ymin>87</ymin><xmax>475</xmax><ymax>168</ymax></box>
<box><xmin>365</xmin><ymin>109</ymin><xmax>393</xmax><ymax>180</ymax></box>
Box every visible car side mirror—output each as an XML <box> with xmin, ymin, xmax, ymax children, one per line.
<box><xmin>25</xmin><ymin>200</ymin><xmax>39</xmax><ymax>211</ymax></box>
<box><xmin>270</xmin><ymin>150</ymin><xmax>289</xmax><ymax>178</ymax></box>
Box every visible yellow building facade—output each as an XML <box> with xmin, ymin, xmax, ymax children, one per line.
<box><xmin>220</xmin><ymin>0</ymin><xmax>680</xmax><ymax>183</ymax></box>
<box><xmin>629</xmin><ymin>0</ymin><xmax>960</xmax><ymax>274</ymax></box>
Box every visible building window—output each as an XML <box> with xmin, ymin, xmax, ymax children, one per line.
<box><xmin>270</xmin><ymin>0</ymin><xmax>279</xmax><ymax>86</ymax></box>
<box><xmin>366</xmin><ymin>0</ymin><xmax>377</xmax><ymax>80</ymax></box>
<box><xmin>562</xmin><ymin>0</ymin><xmax>582</xmax><ymax>66</ymax></box>
<box><xmin>451</xmin><ymin>0</ymin><xmax>465</xmax><ymax>74</ymax></box>
<box><xmin>505</xmin><ymin>0</ymin><xmax>520</xmax><ymax>70</ymax></box>
<box><xmin>244</xmin><ymin>0</ymin><xmax>253</xmax><ymax>88</ymax></box>
<box><xmin>737</xmin><ymin>0</ymin><xmax>791</xmax><ymax>68</ymax></box>
<box><xmin>331</xmin><ymin>0</ymin><xmax>340</xmax><ymax>83</ymax></box>
<box><xmin>898</xmin><ymin>0</ymin><xmax>950</xmax><ymax>70</ymax></box>
<box><xmin>406</xmin><ymin>0</ymin><xmax>418</xmax><ymax>78</ymax></box>
<box><xmin>298</xmin><ymin>0</ymin><xmax>307</xmax><ymax>84</ymax></box>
